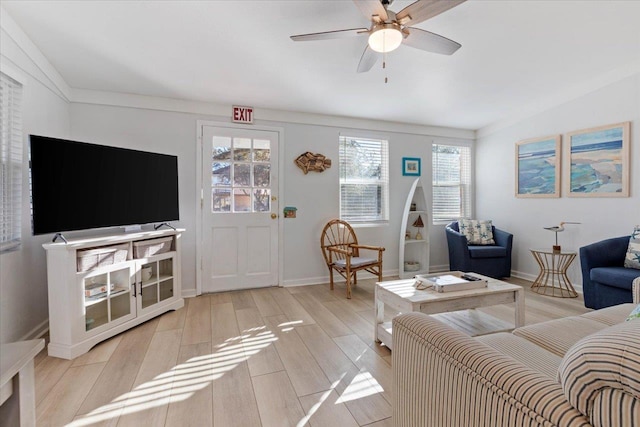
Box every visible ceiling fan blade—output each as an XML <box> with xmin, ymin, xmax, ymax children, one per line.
<box><xmin>291</xmin><ymin>28</ymin><xmax>368</xmax><ymax>42</ymax></box>
<box><xmin>357</xmin><ymin>45</ymin><xmax>378</xmax><ymax>73</ymax></box>
<box><xmin>403</xmin><ymin>27</ymin><xmax>461</xmax><ymax>55</ymax></box>
<box><xmin>396</xmin><ymin>0</ymin><xmax>466</xmax><ymax>26</ymax></box>
<box><xmin>353</xmin><ymin>0</ymin><xmax>388</xmax><ymax>23</ymax></box>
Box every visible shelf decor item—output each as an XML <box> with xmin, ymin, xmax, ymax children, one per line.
<box><xmin>515</xmin><ymin>135</ymin><xmax>561</xmax><ymax>198</ymax></box>
<box><xmin>402</xmin><ymin>157</ymin><xmax>421</xmax><ymax>176</ymax></box>
<box><xmin>76</xmin><ymin>243</ymin><xmax>129</xmax><ymax>272</ymax></box>
<box><xmin>413</xmin><ymin>215</ymin><xmax>424</xmax><ymax>240</ymax></box>
<box><xmin>133</xmin><ymin>237</ymin><xmax>172</xmax><ymax>258</ymax></box>
<box><xmin>404</xmin><ymin>261</ymin><xmax>420</xmax><ymax>272</ymax></box>
<box><xmin>543</xmin><ymin>221</ymin><xmax>580</xmax><ymax>253</ymax></box>
<box><xmin>565</xmin><ymin>121</ymin><xmax>630</xmax><ymax>197</ymax></box>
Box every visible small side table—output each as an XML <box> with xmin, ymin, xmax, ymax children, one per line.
<box><xmin>530</xmin><ymin>249</ymin><xmax>578</xmax><ymax>297</ymax></box>
<box><xmin>0</xmin><ymin>339</ymin><xmax>45</xmax><ymax>426</ymax></box>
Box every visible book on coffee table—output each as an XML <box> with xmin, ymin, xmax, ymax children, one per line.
<box><xmin>415</xmin><ymin>272</ymin><xmax>488</xmax><ymax>293</ymax></box>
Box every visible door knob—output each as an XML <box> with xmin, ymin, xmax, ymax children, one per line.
<box><xmin>271</xmin><ymin>213</ymin><xmax>277</xmax><ymax>219</ymax></box>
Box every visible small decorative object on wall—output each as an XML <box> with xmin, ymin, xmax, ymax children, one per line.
<box><xmin>543</xmin><ymin>221</ymin><xmax>580</xmax><ymax>253</ymax></box>
<box><xmin>283</xmin><ymin>207</ymin><xmax>297</xmax><ymax>218</ymax></box>
<box><xmin>515</xmin><ymin>135</ymin><xmax>561</xmax><ymax>198</ymax></box>
<box><xmin>402</xmin><ymin>157</ymin><xmax>421</xmax><ymax>176</ymax></box>
<box><xmin>295</xmin><ymin>152</ymin><xmax>332</xmax><ymax>174</ymax></box>
<box><xmin>565</xmin><ymin>122</ymin><xmax>630</xmax><ymax>197</ymax></box>
<box><xmin>412</xmin><ymin>215</ymin><xmax>424</xmax><ymax>240</ymax></box>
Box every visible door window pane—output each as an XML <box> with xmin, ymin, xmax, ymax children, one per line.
<box><xmin>254</xmin><ymin>189</ymin><xmax>271</xmax><ymax>212</ymax></box>
<box><xmin>253</xmin><ymin>139</ymin><xmax>270</xmax><ymax>161</ymax></box>
<box><xmin>254</xmin><ymin>164</ymin><xmax>270</xmax><ymax>187</ymax></box>
<box><xmin>212</xmin><ymin>162</ymin><xmax>230</xmax><ymax>186</ymax></box>
<box><xmin>233</xmin><ymin>189</ymin><xmax>251</xmax><ymax>212</ymax></box>
<box><xmin>213</xmin><ymin>137</ymin><xmax>231</xmax><ymax>161</ymax></box>
<box><xmin>212</xmin><ymin>189</ymin><xmax>231</xmax><ymax>212</ymax></box>
<box><xmin>233</xmin><ymin>164</ymin><xmax>251</xmax><ymax>186</ymax></box>
<box><xmin>234</xmin><ymin>138</ymin><xmax>251</xmax><ymax>161</ymax></box>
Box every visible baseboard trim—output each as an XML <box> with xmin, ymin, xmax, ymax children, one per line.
<box><xmin>182</xmin><ymin>289</ymin><xmax>197</xmax><ymax>298</ymax></box>
<box><xmin>282</xmin><ymin>268</ymin><xmax>399</xmax><ymax>288</ymax></box>
<box><xmin>21</xmin><ymin>319</ymin><xmax>49</xmax><ymax>341</ymax></box>
<box><xmin>429</xmin><ymin>264</ymin><xmax>451</xmax><ymax>273</ymax></box>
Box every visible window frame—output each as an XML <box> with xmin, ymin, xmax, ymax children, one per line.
<box><xmin>0</xmin><ymin>71</ymin><xmax>24</xmax><ymax>253</ymax></box>
<box><xmin>431</xmin><ymin>140</ymin><xmax>474</xmax><ymax>225</ymax></box>
<box><xmin>339</xmin><ymin>135</ymin><xmax>390</xmax><ymax>226</ymax></box>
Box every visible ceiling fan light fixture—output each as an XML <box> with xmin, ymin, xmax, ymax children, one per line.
<box><xmin>368</xmin><ymin>23</ymin><xmax>403</xmax><ymax>53</ymax></box>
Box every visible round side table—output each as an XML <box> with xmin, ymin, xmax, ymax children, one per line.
<box><xmin>530</xmin><ymin>248</ymin><xmax>578</xmax><ymax>298</ymax></box>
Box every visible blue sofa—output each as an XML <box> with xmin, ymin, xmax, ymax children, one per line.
<box><xmin>445</xmin><ymin>221</ymin><xmax>513</xmax><ymax>278</ymax></box>
<box><xmin>580</xmin><ymin>236</ymin><xmax>640</xmax><ymax>309</ymax></box>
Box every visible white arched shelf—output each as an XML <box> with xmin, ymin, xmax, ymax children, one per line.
<box><xmin>399</xmin><ymin>178</ymin><xmax>430</xmax><ymax>279</ymax></box>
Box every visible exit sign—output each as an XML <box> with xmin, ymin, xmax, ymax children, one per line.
<box><xmin>232</xmin><ymin>105</ymin><xmax>254</xmax><ymax>124</ymax></box>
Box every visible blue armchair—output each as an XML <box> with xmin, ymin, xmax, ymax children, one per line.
<box><xmin>580</xmin><ymin>236</ymin><xmax>640</xmax><ymax>309</ymax></box>
<box><xmin>445</xmin><ymin>221</ymin><xmax>513</xmax><ymax>278</ymax></box>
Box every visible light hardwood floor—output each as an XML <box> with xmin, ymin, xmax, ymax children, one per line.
<box><xmin>33</xmin><ymin>277</ymin><xmax>590</xmax><ymax>427</ymax></box>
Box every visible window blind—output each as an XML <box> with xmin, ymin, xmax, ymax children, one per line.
<box><xmin>339</xmin><ymin>136</ymin><xmax>389</xmax><ymax>223</ymax></box>
<box><xmin>0</xmin><ymin>72</ymin><xmax>23</xmax><ymax>253</ymax></box>
<box><xmin>432</xmin><ymin>144</ymin><xmax>472</xmax><ymax>223</ymax></box>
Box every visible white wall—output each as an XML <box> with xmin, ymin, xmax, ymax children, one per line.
<box><xmin>476</xmin><ymin>73</ymin><xmax>640</xmax><ymax>286</ymax></box>
<box><xmin>70</xmin><ymin>103</ymin><xmax>472</xmax><ymax>292</ymax></box>
<box><xmin>0</xmin><ymin>20</ymin><xmax>70</xmax><ymax>345</ymax></box>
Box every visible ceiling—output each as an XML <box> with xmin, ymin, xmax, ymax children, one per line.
<box><xmin>3</xmin><ymin>0</ymin><xmax>640</xmax><ymax>131</ymax></box>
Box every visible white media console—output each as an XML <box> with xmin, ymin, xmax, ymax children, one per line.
<box><xmin>43</xmin><ymin>229</ymin><xmax>185</xmax><ymax>359</ymax></box>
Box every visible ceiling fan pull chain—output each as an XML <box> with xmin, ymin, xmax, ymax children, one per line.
<box><xmin>383</xmin><ymin>32</ymin><xmax>387</xmax><ymax>83</ymax></box>
<box><xmin>383</xmin><ymin>50</ymin><xmax>388</xmax><ymax>84</ymax></box>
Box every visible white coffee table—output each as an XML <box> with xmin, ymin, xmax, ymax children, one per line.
<box><xmin>374</xmin><ymin>273</ymin><xmax>525</xmax><ymax>350</ymax></box>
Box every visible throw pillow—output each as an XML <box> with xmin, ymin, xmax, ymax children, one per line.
<box><xmin>627</xmin><ymin>304</ymin><xmax>640</xmax><ymax>321</ymax></box>
<box><xmin>624</xmin><ymin>226</ymin><xmax>640</xmax><ymax>269</ymax></box>
<box><xmin>558</xmin><ymin>320</ymin><xmax>640</xmax><ymax>419</ymax></box>
<box><xmin>458</xmin><ymin>219</ymin><xmax>495</xmax><ymax>245</ymax></box>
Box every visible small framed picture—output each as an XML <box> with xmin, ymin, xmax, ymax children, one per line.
<box><xmin>402</xmin><ymin>157</ymin><xmax>421</xmax><ymax>176</ymax></box>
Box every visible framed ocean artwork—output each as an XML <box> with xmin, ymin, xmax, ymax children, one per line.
<box><xmin>565</xmin><ymin>122</ymin><xmax>630</xmax><ymax>197</ymax></box>
<box><xmin>515</xmin><ymin>135</ymin><xmax>561</xmax><ymax>198</ymax></box>
<box><xmin>402</xmin><ymin>157</ymin><xmax>421</xmax><ymax>176</ymax></box>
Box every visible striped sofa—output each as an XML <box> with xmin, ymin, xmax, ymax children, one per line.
<box><xmin>392</xmin><ymin>278</ymin><xmax>640</xmax><ymax>427</ymax></box>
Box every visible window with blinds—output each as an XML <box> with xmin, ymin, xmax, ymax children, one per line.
<box><xmin>432</xmin><ymin>143</ymin><xmax>472</xmax><ymax>223</ymax></box>
<box><xmin>339</xmin><ymin>136</ymin><xmax>389</xmax><ymax>224</ymax></box>
<box><xmin>0</xmin><ymin>72</ymin><xmax>23</xmax><ymax>253</ymax></box>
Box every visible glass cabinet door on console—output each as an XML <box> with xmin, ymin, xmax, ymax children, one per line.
<box><xmin>80</xmin><ymin>263</ymin><xmax>136</xmax><ymax>335</ymax></box>
<box><xmin>136</xmin><ymin>252</ymin><xmax>176</xmax><ymax>316</ymax></box>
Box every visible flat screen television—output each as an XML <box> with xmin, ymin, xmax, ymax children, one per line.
<box><xmin>29</xmin><ymin>135</ymin><xmax>179</xmax><ymax>235</ymax></box>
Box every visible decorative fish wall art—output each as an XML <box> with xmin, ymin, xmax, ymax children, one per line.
<box><xmin>295</xmin><ymin>152</ymin><xmax>332</xmax><ymax>174</ymax></box>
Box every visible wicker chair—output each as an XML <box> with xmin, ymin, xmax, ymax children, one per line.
<box><xmin>320</xmin><ymin>219</ymin><xmax>385</xmax><ymax>299</ymax></box>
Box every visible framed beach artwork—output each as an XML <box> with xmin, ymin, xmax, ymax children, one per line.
<box><xmin>565</xmin><ymin>122</ymin><xmax>630</xmax><ymax>197</ymax></box>
<box><xmin>402</xmin><ymin>157</ymin><xmax>421</xmax><ymax>176</ymax></box>
<box><xmin>515</xmin><ymin>135</ymin><xmax>561</xmax><ymax>198</ymax></box>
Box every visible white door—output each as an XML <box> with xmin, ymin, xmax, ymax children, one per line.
<box><xmin>200</xmin><ymin>125</ymin><xmax>279</xmax><ymax>292</ymax></box>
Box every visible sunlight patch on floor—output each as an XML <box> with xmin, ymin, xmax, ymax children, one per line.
<box><xmin>336</xmin><ymin>370</ymin><xmax>383</xmax><ymax>403</ymax></box>
<box><xmin>66</xmin><ymin>328</ymin><xmax>278</xmax><ymax>426</ymax></box>
<box><xmin>278</xmin><ymin>320</ymin><xmax>303</xmax><ymax>332</ymax></box>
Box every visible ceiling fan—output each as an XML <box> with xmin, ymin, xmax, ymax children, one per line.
<box><xmin>290</xmin><ymin>0</ymin><xmax>466</xmax><ymax>73</ymax></box>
